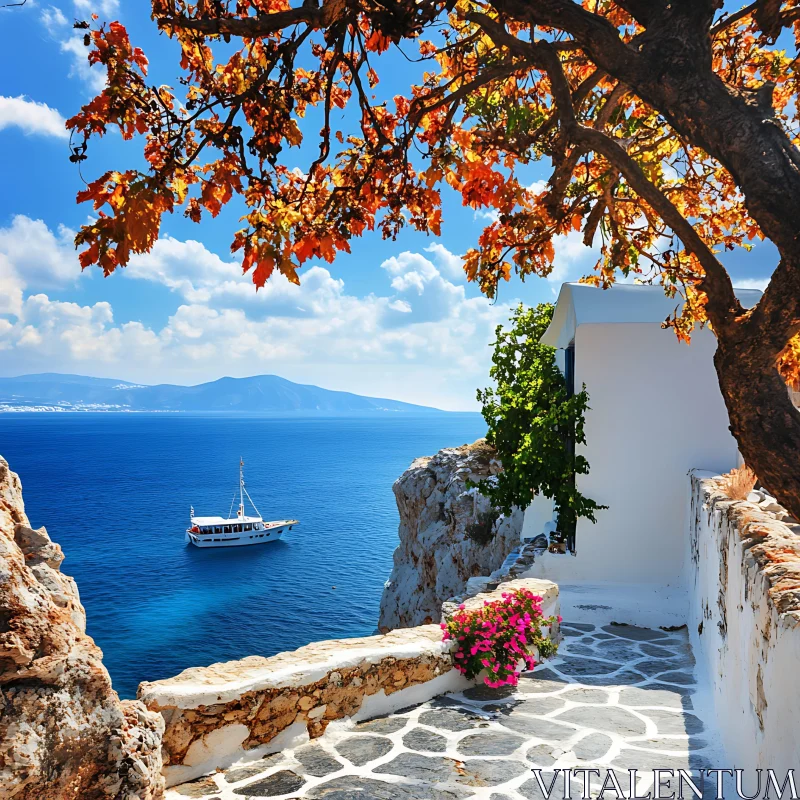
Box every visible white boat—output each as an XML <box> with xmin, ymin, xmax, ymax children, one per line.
<box><xmin>185</xmin><ymin>459</ymin><xmax>297</xmax><ymax>548</ymax></box>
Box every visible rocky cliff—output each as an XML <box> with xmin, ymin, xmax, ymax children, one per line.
<box><xmin>378</xmin><ymin>439</ymin><xmax>522</xmax><ymax>631</ymax></box>
<box><xmin>0</xmin><ymin>456</ymin><xmax>165</xmax><ymax>799</ymax></box>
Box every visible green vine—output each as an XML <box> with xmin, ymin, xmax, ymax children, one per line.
<box><xmin>476</xmin><ymin>302</ymin><xmax>605</xmax><ymax>532</ymax></box>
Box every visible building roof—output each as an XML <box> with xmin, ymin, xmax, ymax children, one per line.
<box><xmin>539</xmin><ymin>282</ymin><xmax>764</xmax><ymax>349</ymax></box>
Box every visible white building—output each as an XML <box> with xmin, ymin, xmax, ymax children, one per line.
<box><xmin>521</xmin><ymin>282</ymin><xmax>762</xmax><ymax>624</ymax></box>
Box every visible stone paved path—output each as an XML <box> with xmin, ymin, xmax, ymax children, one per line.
<box><xmin>170</xmin><ymin>622</ymin><xmax>720</xmax><ymax>800</ymax></box>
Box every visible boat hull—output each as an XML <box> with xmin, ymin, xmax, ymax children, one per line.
<box><xmin>185</xmin><ymin>523</ymin><xmax>294</xmax><ymax>548</ymax></box>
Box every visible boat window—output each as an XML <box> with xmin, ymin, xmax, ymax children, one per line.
<box><xmin>244</xmin><ymin>524</ymin><xmax>252</xmax><ymax>531</ymax></box>
<box><xmin>223</xmin><ymin>526</ymin><xmax>231</xmax><ymax>533</ymax></box>
<box><xmin>214</xmin><ymin>527</ymin><xmax>221</xmax><ymax>534</ymax></box>
<box><xmin>234</xmin><ymin>524</ymin><xmax>242</xmax><ymax>533</ymax></box>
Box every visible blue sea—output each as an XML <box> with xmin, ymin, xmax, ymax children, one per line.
<box><xmin>0</xmin><ymin>413</ymin><xmax>485</xmax><ymax>699</ymax></box>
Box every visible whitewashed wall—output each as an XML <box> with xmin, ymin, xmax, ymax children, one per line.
<box><xmin>523</xmin><ymin>323</ymin><xmax>741</xmax><ymax>596</ymax></box>
<box><xmin>687</xmin><ymin>472</ymin><xmax>800</xmax><ymax>775</ymax></box>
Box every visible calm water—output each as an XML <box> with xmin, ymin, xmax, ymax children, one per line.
<box><xmin>0</xmin><ymin>413</ymin><xmax>485</xmax><ymax>698</ymax></box>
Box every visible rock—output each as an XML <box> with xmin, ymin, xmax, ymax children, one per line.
<box><xmin>525</xmin><ymin>743</ymin><xmax>564</xmax><ymax>768</ymax></box>
<box><xmin>335</xmin><ymin>734</ymin><xmax>394</xmax><ymax>766</ymax></box>
<box><xmin>225</xmin><ymin>762</ymin><xmax>274</xmax><ymax>784</ymax></box>
<box><xmin>457</xmin><ymin>732</ymin><xmax>526</xmax><ymax>756</ymax></box>
<box><xmin>462</xmin><ymin>684</ymin><xmax>517</xmax><ymax>702</ymax></box>
<box><xmin>578</xmin><ymin>670</ymin><xmax>646</xmax><ymax>687</ymax></box>
<box><xmin>518</xmin><ymin>775</ymin><xmax>586</xmax><ymax>800</ymax></box>
<box><xmin>418</xmin><ymin>707</ymin><xmax>487</xmax><ymax>731</ymax></box>
<box><xmin>646</xmin><ymin>708</ymin><xmax>705</xmax><ymax>735</ymax></box>
<box><xmin>516</xmin><ymin>669</ymin><xmax>569</xmax><ymax>694</ymax></box>
<box><xmin>374</xmin><ymin>753</ymin><xmax>526</xmax><ymax>786</ymax></box>
<box><xmin>618</xmin><ymin>684</ymin><xmax>691</xmax><ymax>709</ymax></box>
<box><xmin>232</xmin><ymin>769</ymin><xmax>305</xmax><ymax>796</ymax></box>
<box><xmin>0</xmin><ymin>455</ymin><xmax>165</xmax><ymax>799</ymax></box>
<box><xmin>560</xmin><ymin>687</ymin><xmax>610</xmax><ymax>704</ymax></box>
<box><xmin>354</xmin><ymin>715</ymin><xmax>408</xmax><ymax>734</ymax></box>
<box><xmin>173</xmin><ymin>775</ymin><xmax>220</xmax><ymax>796</ymax></box>
<box><xmin>555</xmin><ymin>657</ymin><xmax>622</xmax><ymax>676</ymax></box>
<box><xmin>656</xmin><ymin>670</ymin><xmax>697</xmax><ymax>685</ymax></box>
<box><xmin>378</xmin><ymin>440</ymin><xmax>523</xmax><ymax>631</ymax></box>
<box><xmin>403</xmin><ymin>727</ymin><xmax>448</xmax><ymax>752</ymax></box>
<box><xmin>307</xmin><ymin>775</ymin><xmax>469</xmax><ymax>799</ymax></box>
<box><xmin>602</xmin><ymin>623</ymin><xmax>669</xmax><ymax>641</ymax></box>
<box><xmin>572</xmin><ymin>732</ymin><xmax>614</xmax><ymax>760</ymax></box>
<box><xmin>495</xmin><ymin>696</ymin><xmax>566</xmax><ymax>716</ymax></box>
<box><xmin>498</xmin><ymin>716</ymin><xmax>577</xmax><ymax>740</ymax></box>
<box><xmin>293</xmin><ymin>744</ymin><xmax>343</xmax><ymax>777</ymax></box>
<box><xmin>556</xmin><ymin>706</ymin><xmax>647</xmax><ymax>736</ymax></box>
<box><xmin>562</xmin><ymin>622</ymin><xmax>595</xmax><ymax>632</ymax></box>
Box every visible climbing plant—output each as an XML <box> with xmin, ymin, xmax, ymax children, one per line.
<box><xmin>476</xmin><ymin>303</ymin><xmax>604</xmax><ymax>532</ymax></box>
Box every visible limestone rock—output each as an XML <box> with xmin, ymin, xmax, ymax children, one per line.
<box><xmin>0</xmin><ymin>455</ymin><xmax>165</xmax><ymax>799</ymax></box>
<box><xmin>378</xmin><ymin>439</ymin><xmax>522</xmax><ymax>631</ymax></box>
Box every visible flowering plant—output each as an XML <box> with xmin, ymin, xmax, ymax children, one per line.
<box><xmin>442</xmin><ymin>588</ymin><xmax>560</xmax><ymax>688</ymax></box>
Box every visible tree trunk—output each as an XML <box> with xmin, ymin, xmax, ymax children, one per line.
<box><xmin>715</xmin><ymin>336</ymin><xmax>800</xmax><ymax>519</ymax></box>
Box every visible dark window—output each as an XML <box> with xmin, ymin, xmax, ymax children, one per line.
<box><xmin>562</xmin><ymin>342</ymin><xmax>577</xmax><ymax>555</ymax></box>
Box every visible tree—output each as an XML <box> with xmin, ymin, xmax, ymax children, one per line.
<box><xmin>68</xmin><ymin>0</ymin><xmax>800</xmax><ymax>517</ymax></box>
<box><xmin>476</xmin><ymin>302</ymin><xmax>604</xmax><ymax>536</ymax></box>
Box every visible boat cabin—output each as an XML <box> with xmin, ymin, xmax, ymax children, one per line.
<box><xmin>189</xmin><ymin>515</ymin><xmax>265</xmax><ymax>536</ymax></box>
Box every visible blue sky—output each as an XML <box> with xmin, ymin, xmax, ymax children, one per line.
<box><xmin>0</xmin><ymin>1</ymin><xmax>777</xmax><ymax>409</ymax></box>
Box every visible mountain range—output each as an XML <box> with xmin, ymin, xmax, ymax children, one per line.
<box><xmin>0</xmin><ymin>373</ymin><xmax>443</xmax><ymax>414</ymax></box>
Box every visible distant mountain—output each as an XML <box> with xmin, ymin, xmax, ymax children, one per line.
<box><xmin>0</xmin><ymin>373</ymin><xmax>443</xmax><ymax>414</ymax></box>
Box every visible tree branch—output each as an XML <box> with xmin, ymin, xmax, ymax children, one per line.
<box><xmin>754</xmin><ymin>0</ymin><xmax>784</xmax><ymax>39</ymax></box>
<box><xmin>488</xmin><ymin>0</ymin><xmax>642</xmax><ymax>82</ymax></box>
<box><xmin>473</xmin><ymin>12</ymin><xmax>742</xmax><ymax>327</ymax></box>
<box><xmin>613</xmin><ymin>0</ymin><xmax>668</xmax><ymax>27</ymax></box>
<box><xmin>710</xmin><ymin>2</ymin><xmax>758</xmax><ymax>35</ymax></box>
<box><xmin>155</xmin><ymin>6</ymin><xmax>326</xmax><ymax>37</ymax></box>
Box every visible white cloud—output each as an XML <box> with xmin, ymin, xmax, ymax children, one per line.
<box><xmin>60</xmin><ymin>35</ymin><xmax>108</xmax><ymax>93</ymax></box>
<box><xmin>733</xmin><ymin>277</ymin><xmax>769</xmax><ymax>292</ymax></box>
<box><xmin>0</xmin><ymin>96</ymin><xmax>68</xmax><ymax>139</ymax></box>
<box><xmin>474</xmin><ymin>208</ymin><xmax>499</xmax><ymax>223</ymax></box>
<box><xmin>425</xmin><ymin>242</ymin><xmax>466</xmax><ymax>281</ymax></box>
<box><xmin>40</xmin><ymin>4</ymin><xmax>109</xmax><ymax>93</ymax></box>
<box><xmin>545</xmin><ymin>230</ymin><xmax>601</xmax><ymax>284</ymax></box>
<box><xmin>41</xmin><ymin>6</ymin><xmax>68</xmax><ymax>34</ymax></box>
<box><xmin>0</xmin><ymin>215</ymin><xmax>79</xmax><ymax>295</ymax></box>
<box><xmin>0</xmin><ymin>224</ymin><xmax>517</xmax><ymax>409</ymax></box>
<box><xmin>74</xmin><ymin>0</ymin><xmax>119</xmax><ymax>15</ymax></box>
<box><xmin>528</xmin><ymin>179</ymin><xmax>548</xmax><ymax>195</ymax></box>
<box><xmin>0</xmin><ymin>255</ymin><xmax>25</xmax><ymax>317</ymax></box>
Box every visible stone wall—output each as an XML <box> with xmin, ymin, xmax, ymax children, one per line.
<box><xmin>688</xmin><ymin>471</ymin><xmax>800</xmax><ymax>775</ymax></box>
<box><xmin>139</xmin><ymin>626</ymin><xmax>467</xmax><ymax>787</ymax></box>
<box><xmin>0</xmin><ymin>456</ymin><xmax>165</xmax><ymax>800</ymax></box>
<box><xmin>379</xmin><ymin>439</ymin><xmax>523</xmax><ymax>631</ymax></box>
<box><xmin>139</xmin><ymin>577</ymin><xmax>559</xmax><ymax>788</ymax></box>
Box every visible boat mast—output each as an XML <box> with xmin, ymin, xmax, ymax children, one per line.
<box><xmin>239</xmin><ymin>458</ymin><xmax>245</xmax><ymax>518</ymax></box>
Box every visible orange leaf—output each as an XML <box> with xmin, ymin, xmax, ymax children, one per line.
<box><xmin>253</xmin><ymin>255</ymin><xmax>275</xmax><ymax>289</ymax></box>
